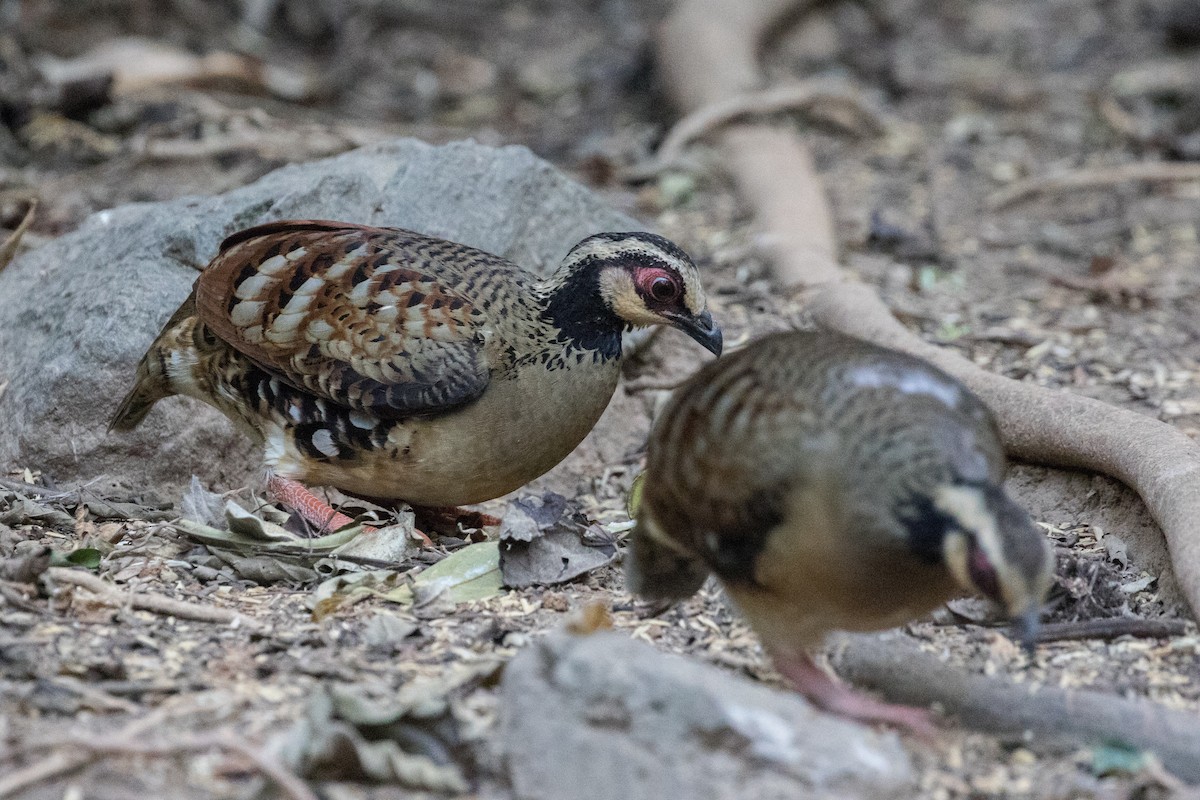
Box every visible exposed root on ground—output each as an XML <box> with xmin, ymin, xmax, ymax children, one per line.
<box><xmin>832</xmin><ymin>633</ymin><xmax>1200</xmax><ymax>783</ymax></box>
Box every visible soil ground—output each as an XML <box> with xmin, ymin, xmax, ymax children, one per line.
<box><xmin>3</xmin><ymin>1</ymin><xmax>1200</xmax><ymax>797</ymax></box>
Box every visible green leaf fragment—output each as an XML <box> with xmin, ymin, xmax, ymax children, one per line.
<box><xmin>411</xmin><ymin>541</ymin><xmax>502</xmax><ymax>605</ymax></box>
<box><xmin>628</xmin><ymin>472</ymin><xmax>645</xmax><ymax>518</ymax></box>
<box><xmin>49</xmin><ymin>548</ymin><xmax>103</xmax><ymax>569</ymax></box>
<box><xmin>1091</xmin><ymin>740</ymin><xmax>1149</xmax><ymax>776</ymax></box>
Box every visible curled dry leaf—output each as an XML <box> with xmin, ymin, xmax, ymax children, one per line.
<box><xmin>175</xmin><ymin>477</ymin><xmax>414</xmax><ymax>583</ymax></box>
<box><xmin>0</xmin><ymin>545</ymin><xmax>52</xmax><ymax>583</ymax></box>
<box><xmin>498</xmin><ymin>493</ymin><xmax>617</xmax><ymax>589</ymax></box>
<box><xmin>271</xmin><ymin>662</ymin><xmax>500</xmax><ymax>792</ymax></box>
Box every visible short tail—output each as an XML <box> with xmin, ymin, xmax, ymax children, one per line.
<box><xmin>624</xmin><ymin>512</ymin><xmax>710</xmax><ymax>601</ymax></box>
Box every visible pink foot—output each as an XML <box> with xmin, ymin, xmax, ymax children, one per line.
<box><xmin>266</xmin><ymin>475</ymin><xmax>434</xmax><ymax>546</ymax></box>
<box><xmin>772</xmin><ymin>651</ymin><xmax>938</xmax><ymax>740</ymax></box>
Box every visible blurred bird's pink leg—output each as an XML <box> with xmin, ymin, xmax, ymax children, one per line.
<box><xmin>771</xmin><ymin>650</ymin><xmax>938</xmax><ymax>739</ymax></box>
<box><xmin>266</xmin><ymin>475</ymin><xmax>434</xmax><ymax>545</ymax></box>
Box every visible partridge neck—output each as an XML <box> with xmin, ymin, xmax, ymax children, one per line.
<box><xmin>538</xmin><ymin>265</ymin><xmax>624</xmax><ymax>361</ymax></box>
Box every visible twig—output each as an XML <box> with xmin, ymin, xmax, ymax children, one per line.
<box><xmin>0</xmin><ymin>710</ymin><xmax>168</xmax><ymax>798</ymax></box>
<box><xmin>1033</xmin><ymin>616</ymin><xmax>1191</xmax><ymax>643</ymax></box>
<box><xmin>47</xmin><ymin>567</ymin><xmax>253</xmax><ymax>627</ymax></box>
<box><xmin>0</xmin><ymin>752</ymin><xmax>84</xmax><ymax>799</ymax></box>
<box><xmin>43</xmin><ymin>676</ymin><xmax>141</xmax><ymax>713</ymax></box>
<box><xmin>0</xmin><ymin>199</ymin><xmax>37</xmax><ymax>273</ymax></box>
<box><xmin>0</xmin><ymin>580</ymin><xmax>44</xmax><ymax>612</ymax></box>
<box><xmin>1095</xmin><ymin>93</ymin><xmax>1152</xmax><ymax>144</ymax></box>
<box><xmin>988</xmin><ymin>161</ymin><xmax>1200</xmax><ymax>209</ymax></box>
<box><xmin>624</xmin><ymin>81</ymin><xmax>886</xmax><ymax>180</ymax></box>
<box><xmin>0</xmin><ymin>475</ymin><xmax>71</xmax><ymax>498</ymax></box>
<box><xmin>69</xmin><ymin>733</ymin><xmax>317</xmax><ymax>800</ymax></box>
<box><xmin>830</xmin><ymin>632</ymin><xmax>1200</xmax><ymax>782</ymax></box>
<box><xmin>132</xmin><ymin>126</ymin><xmax>387</xmax><ymax>163</ymax></box>
<box><xmin>4</xmin><ymin>729</ymin><xmax>315</xmax><ymax>800</ymax></box>
<box><xmin>658</xmin><ymin>0</ymin><xmax>1200</xmax><ymax>617</ymax></box>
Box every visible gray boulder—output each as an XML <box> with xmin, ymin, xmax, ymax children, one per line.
<box><xmin>500</xmin><ymin>631</ymin><xmax>914</xmax><ymax>800</ymax></box>
<box><xmin>0</xmin><ymin>139</ymin><xmax>639</xmax><ymax>496</ymax></box>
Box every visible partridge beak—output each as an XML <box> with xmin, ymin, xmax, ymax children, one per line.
<box><xmin>1010</xmin><ymin>608</ymin><xmax>1041</xmax><ymax>656</ymax></box>
<box><xmin>673</xmin><ymin>310</ymin><xmax>723</xmax><ymax>356</ymax></box>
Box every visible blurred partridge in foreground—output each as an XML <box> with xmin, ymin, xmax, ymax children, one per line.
<box><xmin>111</xmin><ymin>220</ymin><xmax>721</xmax><ymax>535</ymax></box>
<box><xmin>627</xmin><ymin>330</ymin><xmax>1053</xmax><ymax>735</ymax></box>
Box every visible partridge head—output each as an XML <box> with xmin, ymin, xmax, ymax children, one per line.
<box><xmin>110</xmin><ymin>221</ymin><xmax>720</xmax><ymax>535</ymax></box>
<box><xmin>627</xmin><ymin>330</ymin><xmax>1053</xmax><ymax>733</ymax></box>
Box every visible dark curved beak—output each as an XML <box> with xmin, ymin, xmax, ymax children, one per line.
<box><xmin>672</xmin><ymin>310</ymin><xmax>723</xmax><ymax>356</ymax></box>
<box><xmin>1010</xmin><ymin>608</ymin><xmax>1041</xmax><ymax>656</ymax></box>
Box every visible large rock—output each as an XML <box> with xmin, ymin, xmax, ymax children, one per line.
<box><xmin>0</xmin><ymin>139</ymin><xmax>639</xmax><ymax>495</ymax></box>
<box><xmin>499</xmin><ymin>631</ymin><xmax>914</xmax><ymax>800</ymax></box>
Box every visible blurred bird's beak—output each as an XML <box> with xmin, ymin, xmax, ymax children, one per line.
<box><xmin>1010</xmin><ymin>608</ymin><xmax>1041</xmax><ymax>656</ymax></box>
<box><xmin>672</xmin><ymin>310</ymin><xmax>723</xmax><ymax>356</ymax></box>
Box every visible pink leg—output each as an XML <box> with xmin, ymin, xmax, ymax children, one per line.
<box><xmin>771</xmin><ymin>651</ymin><xmax>938</xmax><ymax>740</ymax></box>
<box><xmin>266</xmin><ymin>475</ymin><xmax>434</xmax><ymax>545</ymax></box>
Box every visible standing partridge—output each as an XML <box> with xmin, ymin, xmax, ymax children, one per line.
<box><xmin>110</xmin><ymin>220</ymin><xmax>721</xmax><ymax>535</ymax></box>
<box><xmin>626</xmin><ymin>330</ymin><xmax>1053</xmax><ymax>734</ymax></box>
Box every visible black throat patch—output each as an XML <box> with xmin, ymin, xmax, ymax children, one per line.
<box><xmin>895</xmin><ymin>492</ymin><xmax>958</xmax><ymax>565</ymax></box>
<box><xmin>542</xmin><ymin>259</ymin><xmax>624</xmax><ymax>362</ymax></box>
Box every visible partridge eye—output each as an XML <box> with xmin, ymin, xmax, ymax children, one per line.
<box><xmin>649</xmin><ymin>276</ymin><xmax>678</xmax><ymax>302</ymax></box>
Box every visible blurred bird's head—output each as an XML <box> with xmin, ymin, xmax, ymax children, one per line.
<box><xmin>929</xmin><ymin>483</ymin><xmax>1055</xmax><ymax>652</ymax></box>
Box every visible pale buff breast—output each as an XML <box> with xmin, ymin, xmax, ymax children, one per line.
<box><xmin>728</xmin><ymin>497</ymin><xmax>961</xmax><ymax>655</ymax></box>
<box><xmin>270</xmin><ymin>357</ymin><xmax>622</xmax><ymax>506</ymax></box>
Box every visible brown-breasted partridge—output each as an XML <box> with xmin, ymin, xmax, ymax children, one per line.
<box><xmin>626</xmin><ymin>330</ymin><xmax>1053</xmax><ymax>735</ymax></box>
<box><xmin>110</xmin><ymin>220</ymin><xmax>721</xmax><ymax>535</ymax></box>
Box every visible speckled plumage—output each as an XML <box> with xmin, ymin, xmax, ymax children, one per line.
<box><xmin>629</xmin><ymin>329</ymin><xmax>1053</xmax><ymax>650</ymax></box>
<box><xmin>111</xmin><ymin>220</ymin><xmax>720</xmax><ymax>508</ymax></box>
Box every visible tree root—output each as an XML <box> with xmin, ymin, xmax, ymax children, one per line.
<box><xmin>1026</xmin><ymin>616</ymin><xmax>1190</xmax><ymax>644</ymax></box>
<box><xmin>623</xmin><ymin>80</ymin><xmax>886</xmax><ymax>181</ymax></box>
<box><xmin>988</xmin><ymin>161</ymin><xmax>1200</xmax><ymax>209</ymax></box>
<box><xmin>658</xmin><ymin>0</ymin><xmax>1200</xmax><ymax>618</ymax></box>
<box><xmin>830</xmin><ymin>633</ymin><xmax>1200</xmax><ymax>783</ymax></box>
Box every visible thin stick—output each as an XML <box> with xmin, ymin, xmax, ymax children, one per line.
<box><xmin>0</xmin><ymin>753</ymin><xmax>83</xmax><ymax>799</ymax></box>
<box><xmin>3</xmin><ymin>731</ymin><xmax>315</xmax><ymax>800</ymax></box>
<box><xmin>0</xmin><ymin>710</ymin><xmax>168</xmax><ymax>798</ymax></box>
<box><xmin>0</xmin><ymin>476</ymin><xmax>73</xmax><ymax>498</ymax></box>
<box><xmin>988</xmin><ymin>161</ymin><xmax>1200</xmax><ymax>209</ymax></box>
<box><xmin>71</xmin><ymin>733</ymin><xmax>317</xmax><ymax>800</ymax></box>
<box><xmin>1033</xmin><ymin>616</ymin><xmax>1191</xmax><ymax>643</ymax></box>
<box><xmin>48</xmin><ymin>567</ymin><xmax>252</xmax><ymax>627</ymax></box>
